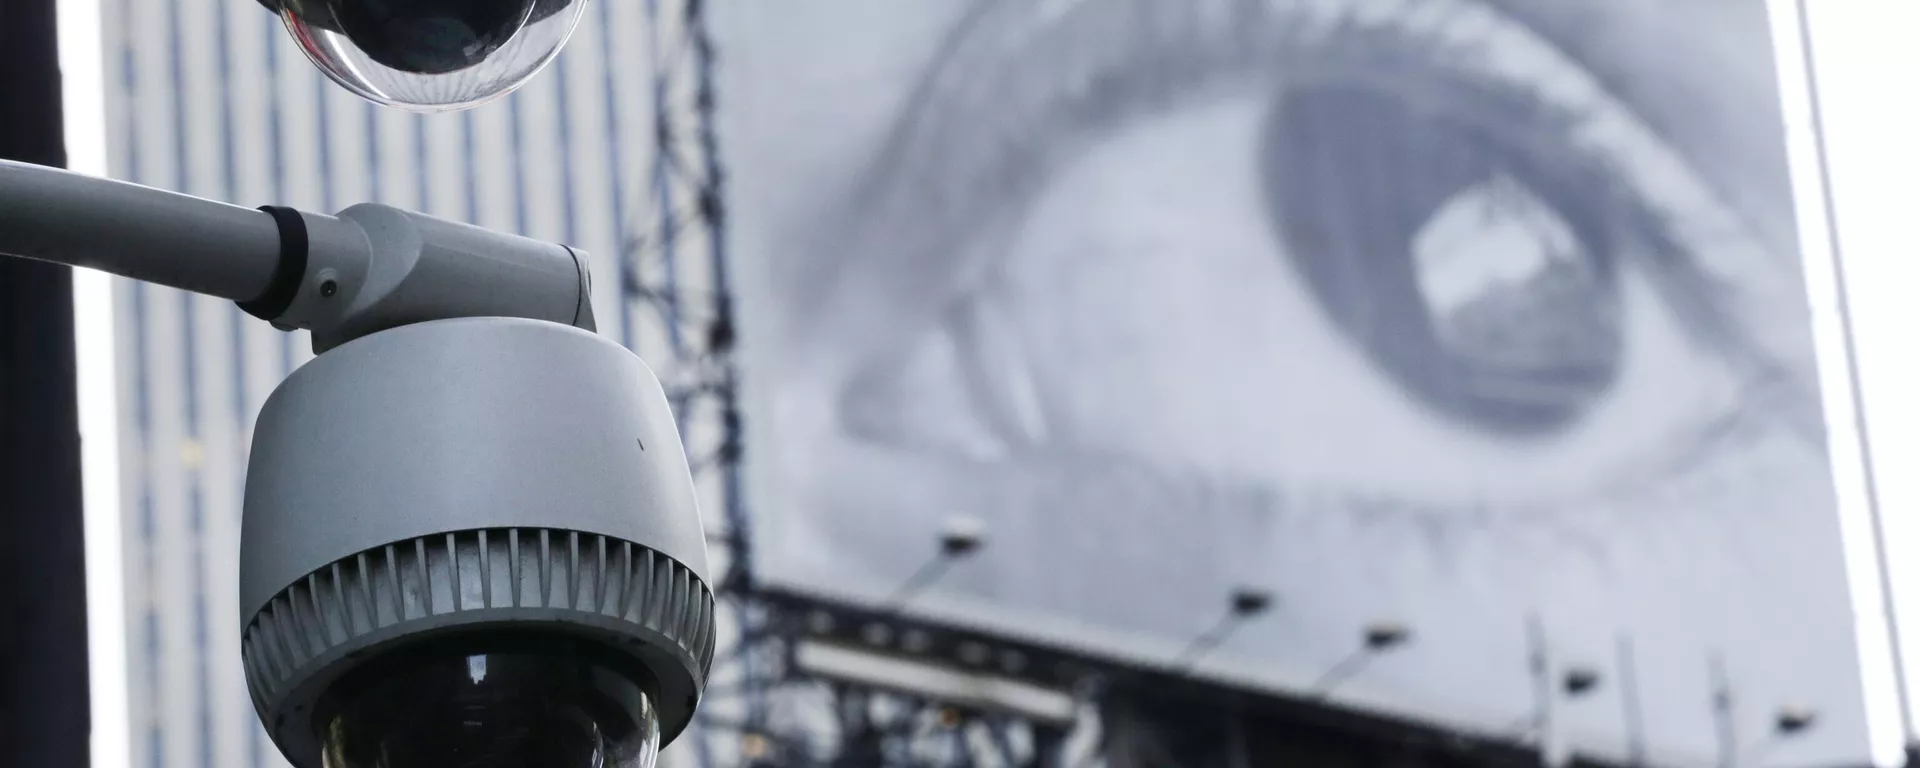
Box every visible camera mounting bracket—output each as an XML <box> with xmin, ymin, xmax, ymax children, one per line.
<box><xmin>0</xmin><ymin>160</ymin><xmax>596</xmax><ymax>353</ymax></box>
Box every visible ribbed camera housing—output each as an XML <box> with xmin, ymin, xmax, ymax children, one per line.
<box><xmin>240</xmin><ymin>317</ymin><xmax>712</xmax><ymax>767</ymax></box>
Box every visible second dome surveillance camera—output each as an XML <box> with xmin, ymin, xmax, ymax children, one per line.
<box><xmin>255</xmin><ymin>0</ymin><xmax>588</xmax><ymax>111</ymax></box>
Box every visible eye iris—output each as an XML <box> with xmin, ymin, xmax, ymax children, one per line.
<box><xmin>1263</xmin><ymin>82</ymin><xmax>1625</xmax><ymax>436</ymax></box>
<box><xmin>327</xmin><ymin>0</ymin><xmax>535</xmax><ymax>75</ymax></box>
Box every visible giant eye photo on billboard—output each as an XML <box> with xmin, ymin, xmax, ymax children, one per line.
<box><xmin>717</xmin><ymin>1</ymin><xmax>1882</xmax><ymax>765</ymax></box>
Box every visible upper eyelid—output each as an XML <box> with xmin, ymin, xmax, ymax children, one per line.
<box><xmin>886</xmin><ymin>0</ymin><xmax>1757</xmax><ymax>248</ymax></box>
<box><xmin>810</xmin><ymin>1</ymin><xmax>1777</xmax><ymax>355</ymax></box>
<box><xmin>839</xmin><ymin>1</ymin><xmax>1624</xmax><ymax>268</ymax></box>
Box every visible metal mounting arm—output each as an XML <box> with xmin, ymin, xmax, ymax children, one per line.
<box><xmin>0</xmin><ymin>159</ymin><xmax>596</xmax><ymax>352</ymax></box>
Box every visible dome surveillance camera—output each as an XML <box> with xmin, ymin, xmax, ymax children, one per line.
<box><xmin>257</xmin><ymin>0</ymin><xmax>588</xmax><ymax>111</ymax></box>
<box><xmin>240</xmin><ymin>317</ymin><xmax>713</xmax><ymax>768</ymax></box>
<box><xmin>0</xmin><ymin>159</ymin><xmax>715</xmax><ymax>768</ymax></box>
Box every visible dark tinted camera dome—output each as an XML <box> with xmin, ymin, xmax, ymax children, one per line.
<box><xmin>327</xmin><ymin>0</ymin><xmax>536</xmax><ymax>75</ymax></box>
<box><xmin>317</xmin><ymin>644</ymin><xmax>661</xmax><ymax>768</ymax></box>
<box><xmin>280</xmin><ymin>0</ymin><xmax>585</xmax><ymax>110</ymax></box>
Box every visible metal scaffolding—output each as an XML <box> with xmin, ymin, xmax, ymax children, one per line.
<box><xmin>620</xmin><ymin>2</ymin><xmax>1100</xmax><ymax>766</ymax></box>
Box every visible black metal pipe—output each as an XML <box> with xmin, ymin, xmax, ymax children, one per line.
<box><xmin>0</xmin><ymin>0</ymin><xmax>90</xmax><ymax>762</ymax></box>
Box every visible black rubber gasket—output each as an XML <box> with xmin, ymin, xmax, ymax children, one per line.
<box><xmin>238</xmin><ymin>205</ymin><xmax>310</xmax><ymax>322</ymax></box>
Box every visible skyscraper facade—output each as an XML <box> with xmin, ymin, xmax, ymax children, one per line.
<box><xmin>96</xmin><ymin>2</ymin><xmax>707</xmax><ymax>766</ymax></box>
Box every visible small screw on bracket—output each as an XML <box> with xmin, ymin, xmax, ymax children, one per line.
<box><xmin>315</xmin><ymin>268</ymin><xmax>341</xmax><ymax>299</ymax></box>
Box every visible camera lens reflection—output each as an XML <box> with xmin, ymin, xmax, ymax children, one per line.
<box><xmin>327</xmin><ymin>0</ymin><xmax>535</xmax><ymax>75</ymax></box>
<box><xmin>319</xmin><ymin>649</ymin><xmax>659</xmax><ymax>768</ymax></box>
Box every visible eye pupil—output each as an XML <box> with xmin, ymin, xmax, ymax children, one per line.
<box><xmin>1262</xmin><ymin>82</ymin><xmax>1624</xmax><ymax>436</ymax></box>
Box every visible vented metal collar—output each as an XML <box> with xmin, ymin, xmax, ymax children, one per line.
<box><xmin>243</xmin><ymin>527</ymin><xmax>714</xmax><ymax>767</ymax></box>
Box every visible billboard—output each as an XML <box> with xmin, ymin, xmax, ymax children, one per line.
<box><xmin>717</xmin><ymin>1</ymin><xmax>1890</xmax><ymax>764</ymax></box>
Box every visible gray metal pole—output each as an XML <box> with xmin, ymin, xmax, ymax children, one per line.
<box><xmin>0</xmin><ymin>159</ymin><xmax>281</xmax><ymax>301</ymax></box>
<box><xmin>0</xmin><ymin>160</ymin><xmax>597</xmax><ymax>352</ymax></box>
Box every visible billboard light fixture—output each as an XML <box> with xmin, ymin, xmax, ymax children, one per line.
<box><xmin>1232</xmin><ymin>587</ymin><xmax>1276</xmax><ymax>617</ymax></box>
<box><xmin>1562</xmin><ymin>667</ymin><xmax>1603</xmax><ymax>698</ymax></box>
<box><xmin>1777</xmin><ymin>705</ymin><xmax>1818</xmax><ymax>735</ymax></box>
<box><xmin>941</xmin><ymin>517</ymin><xmax>986</xmax><ymax>557</ymax></box>
<box><xmin>887</xmin><ymin>518</ymin><xmax>990</xmax><ymax>610</ymax></box>
<box><xmin>1365</xmin><ymin>622</ymin><xmax>1413</xmax><ymax>651</ymax></box>
<box><xmin>1174</xmin><ymin>585</ymin><xmax>1280</xmax><ymax>673</ymax></box>
<box><xmin>1312</xmin><ymin>620</ymin><xmax>1417</xmax><ymax>698</ymax></box>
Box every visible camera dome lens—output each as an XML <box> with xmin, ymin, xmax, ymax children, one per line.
<box><xmin>281</xmin><ymin>0</ymin><xmax>587</xmax><ymax>112</ymax></box>
<box><xmin>328</xmin><ymin>0</ymin><xmax>535</xmax><ymax>76</ymax></box>
<box><xmin>317</xmin><ymin>646</ymin><xmax>660</xmax><ymax>768</ymax></box>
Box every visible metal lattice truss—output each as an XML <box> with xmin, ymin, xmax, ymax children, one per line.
<box><xmin>618</xmin><ymin>3</ymin><xmax>1109</xmax><ymax>767</ymax></box>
